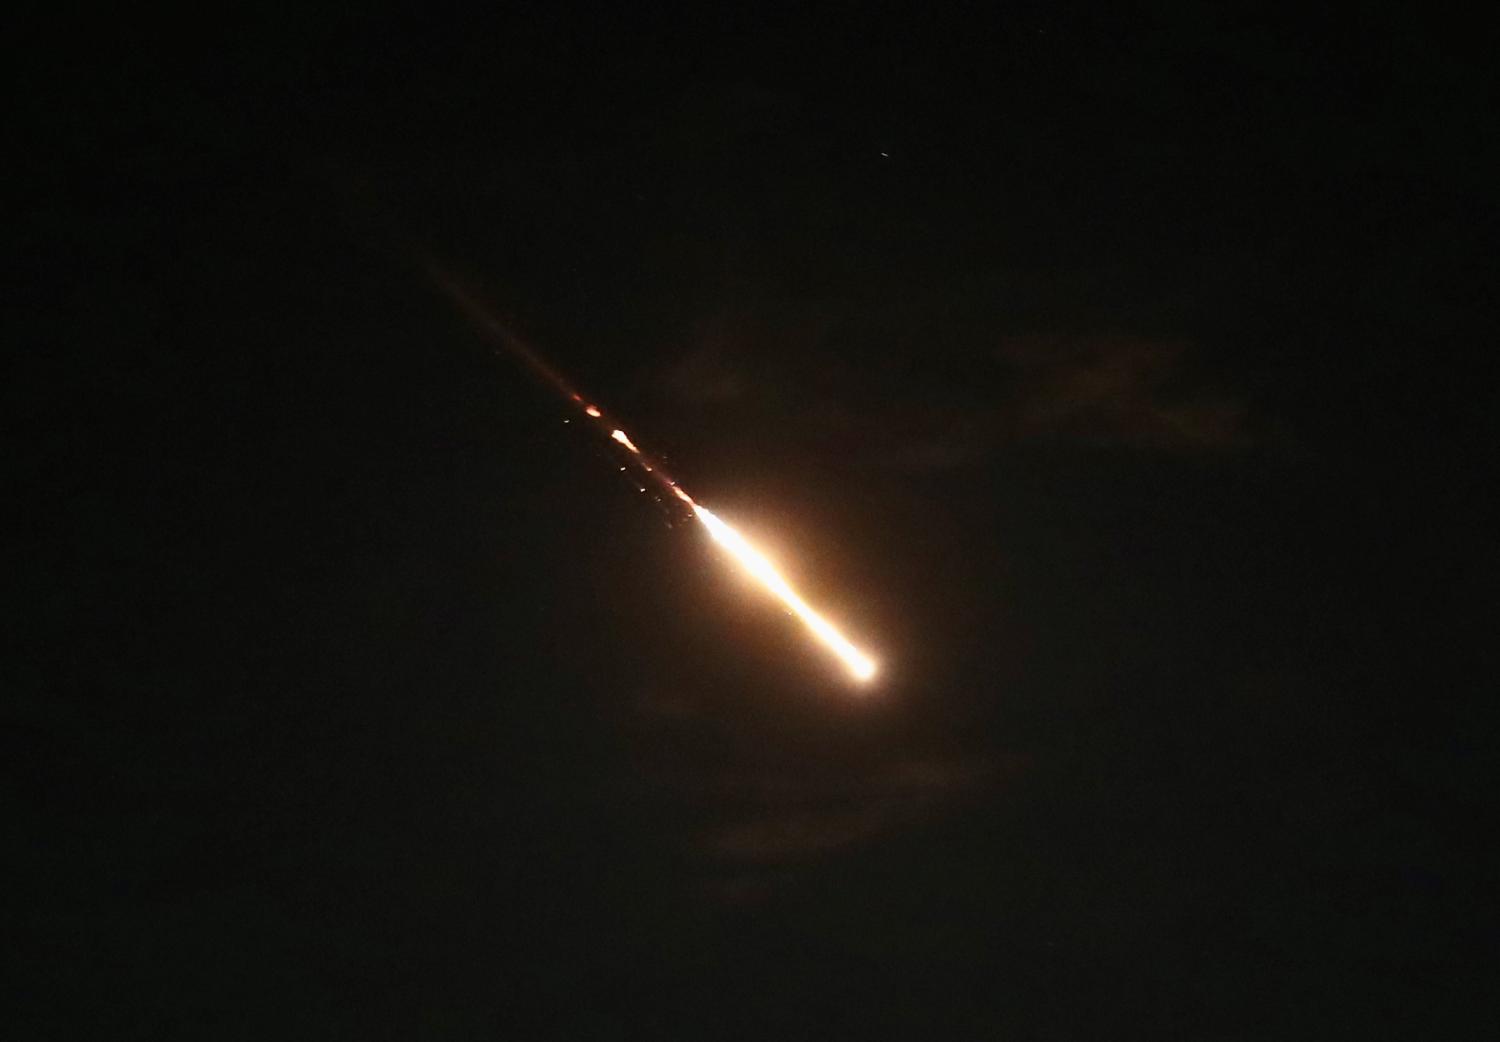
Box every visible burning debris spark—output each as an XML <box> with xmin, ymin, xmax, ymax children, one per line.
<box><xmin>429</xmin><ymin>266</ymin><xmax>880</xmax><ymax>683</ymax></box>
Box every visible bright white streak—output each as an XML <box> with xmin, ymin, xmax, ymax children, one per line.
<box><xmin>691</xmin><ymin>504</ymin><xmax>877</xmax><ymax>683</ymax></box>
<box><xmin>611</xmin><ymin>429</ymin><xmax>640</xmax><ymax>453</ymax></box>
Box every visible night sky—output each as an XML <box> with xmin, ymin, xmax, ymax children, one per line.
<box><xmin>10</xmin><ymin>6</ymin><xmax>1491</xmax><ymax>1038</ymax></box>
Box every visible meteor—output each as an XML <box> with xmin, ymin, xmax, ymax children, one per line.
<box><xmin>431</xmin><ymin>269</ymin><xmax>880</xmax><ymax>683</ymax></box>
<box><xmin>691</xmin><ymin>502</ymin><xmax>878</xmax><ymax>681</ymax></box>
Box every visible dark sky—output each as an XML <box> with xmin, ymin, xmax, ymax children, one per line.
<box><xmin>9</xmin><ymin>5</ymin><xmax>1491</xmax><ymax>1038</ymax></box>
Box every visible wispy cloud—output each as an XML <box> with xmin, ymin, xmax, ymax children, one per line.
<box><xmin>998</xmin><ymin>333</ymin><xmax>1250</xmax><ymax>451</ymax></box>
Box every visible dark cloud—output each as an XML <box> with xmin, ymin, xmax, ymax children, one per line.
<box><xmin>660</xmin><ymin>344</ymin><xmax>750</xmax><ymax>406</ymax></box>
<box><xmin>692</xmin><ymin>754</ymin><xmax>999</xmax><ymax>865</ymax></box>
<box><xmin>621</xmin><ymin>681</ymin><xmax>1010</xmax><ymax>902</ymax></box>
<box><xmin>997</xmin><ymin>332</ymin><xmax>1251</xmax><ymax>451</ymax></box>
<box><xmin>656</xmin><ymin>322</ymin><xmax>1253</xmax><ymax>475</ymax></box>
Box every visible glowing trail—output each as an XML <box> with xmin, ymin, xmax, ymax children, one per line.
<box><xmin>611</xmin><ymin>417</ymin><xmax>877</xmax><ymax>682</ymax></box>
<box><xmin>690</xmin><ymin>503</ymin><xmax>878</xmax><ymax>682</ymax></box>
<box><xmin>429</xmin><ymin>266</ymin><xmax>880</xmax><ymax>683</ymax></box>
<box><xmin>610</xmin><ymin>419</ymin><xmax>875</xmax><ymax>678</ymax></box>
